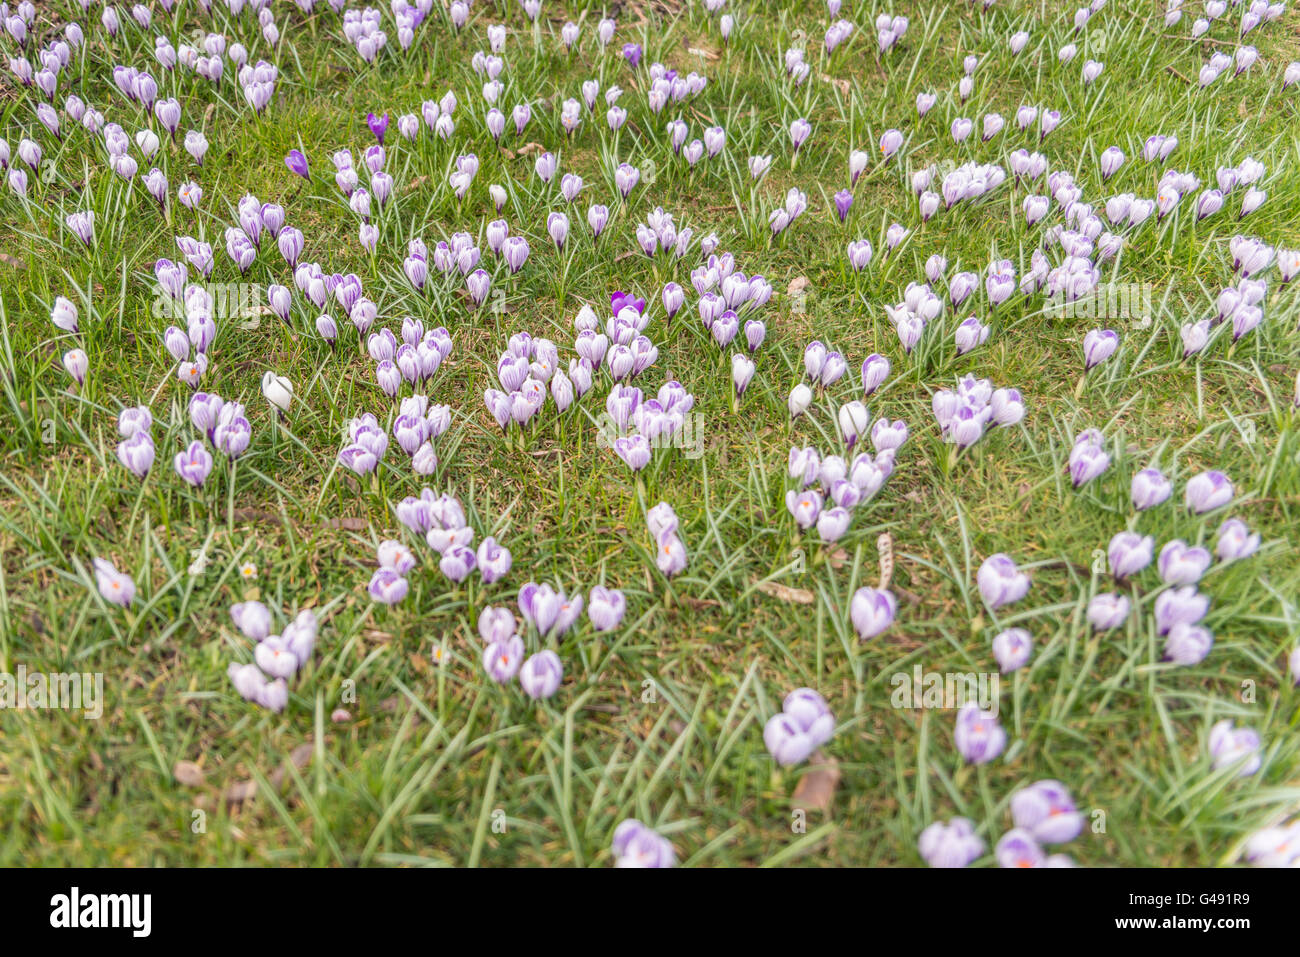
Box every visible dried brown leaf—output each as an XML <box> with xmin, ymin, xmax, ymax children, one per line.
<box><xmin>792</xmin><ymin>751</ymin><xmax>840</xmax><ymax>813</ymax></box>
<box><xmin>756</xmin><ymin>581</ymin><xmax>815</xmax><ymax>604</ymax></box>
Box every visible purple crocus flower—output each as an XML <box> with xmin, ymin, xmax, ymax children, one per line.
<box><xmin>1215</xmin><ymin>518</ymin><xmax>1260</xmax><ymax>561</ymax></box>
<box><xmin>366</xmin><ymin>111</ymin><xmax>389</xmax><ymax>144</ymax></box>
<box><xmin>284</xmin><ymin>149</ymin><xmax>309</xmax><ymax>179</ymax></box>
<box><xmin>1184</xmin><ymin>470</ymin><xmax>1233</xmax><ymax>513</ymax></box>
<box><xmin>954</xmin><ymin>703</ymin><xmax>1006</xmax><ymax>764</ymax></box>
<box><xmin>1157</xmin><ymin>540</ymin><xmax>1212</xmax><ymax>585</ymax></box>
<box><xmin>483</xmin><ymin>634</ymin><xmax>525</xmax><ymax>683</ymax></box>
<box><xmin>518</xmin><ymin>582</ymin><xmax>584</xmax><ymax>638</ymax></box>
<box><xmin>519</xmin><ymin>650</ymin><xmax>563</xmax><ymax>699</ymax></box>
<box><xmin>764</xmin><ymin>688</ymin><xmax>834</xmax><ymax>766</ymax></box>
<box><xmin>1154</xmin><ymin>586</ymin><xmax>1209</xmax><ymax>634</ymax></box>
<box><xmin>174</xmin><ymin>439</ymin><xmax>213</xmax><ymax>486</ymax></box>
<box><xmin>588</xmin><ymin>586</ymin><xmax>626</xmax><ymax>631</ymax></box>
<box><xmin>1010</xmin><ymin>780</ymin><xmax>1084</xmax><ymax>843</ymax></box>
<box><xmin>611</xmin><ymin>819</ymin><xmax>675</xmax><ymax>868</ymax></box>
<box><xmin>116</xmin><ymin>431</ymin><xmax>155</xmax><ymax>478</ymax></box>
<box><xmin>92</xmin><ymin>557</ymin><xmax>135</xmax><ymax>608</ymax></box>
<box><xmin>992</xmin><ymin>627</ymin><xmax>1033</xmax><ymax>672</ymax></box>
<box><xmin>1131</xmin><ymin>467</ymin><xmax>1172</xmax><ymax>510</ymax></box>
<box><xmin>1086</xmin><ymin>592</ymin><xmax>1130</xmax><ymax>631</ymax></box>
<box><xmin>833</xmin><ymin>189</ymin><xmax>853</xmax><ymax>222</ymax></box>
<box><xmin>1164</xmin><ymin>623</ymin><xmax>1214</xmax><ymax>665</ymax></box>
<box><xmin>439</xmin><ymin>544</ymin><xmax>478</xmax><ymax>583</ymax></box>
<box><xmin>1069</xmin><ymin>430</ymin><xmax>1110</xmax><ymax>487</ymax></box>
<box><xmin>1107</xmin><ymin>531</ymin><xmax>1153</xmax><ymax>579</ymax></box>
<box><xmin>621</xmin><ymin>43</ymin><xmax>642</xmax><ymax>68</ymax></box>
<box><xmin>1208</xmin><ymin>720</ymin><xmax>1261</xmax><ymax>777</ymax></box>
<box><xmin>368</xmin><ymin>568</ymin><xmax>408</xmax><ymax>604</ymax></box>
<box><xmin>977</xmin><ymin>553</ymin><xmax>1029</xmax><ymax>608</ymax></box>
<box><xmin>850</xmin><ymin>586</ymin><xmax>897</xmax><ymax>639</ymax></box>
<box><xmin>1083</xmin><ymin>328</ymin><xmax>1119</xmax><ymax>369</ymax></box>
<box><xmin>476</xmin><ymin>536</ymin><xmax>512</xmax><ymax>584</ymax></box>
<box><xmin>918</xmin><ymin>818</ymin><xmax>985</xmax><ymax>868</ymax></box>
<box><xmin>996</xmin><ymin>829</ymin><xmax>1046</xmax><ymax>868</ymax></box>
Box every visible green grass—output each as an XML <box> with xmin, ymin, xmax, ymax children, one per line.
<box><xmin>0</xmin><ymin>0</ymin><xmax>1298</xmax><ymax>866</ymax></box>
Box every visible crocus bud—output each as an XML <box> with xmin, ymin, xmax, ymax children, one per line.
<box><xmin>837</xmin><ymin>400</ymin><xmax>870</xmax><ymax>446</ymax></box>
<box><xmin>261</xmin><ymin>371</ymin><xmax>293</xmax><ymax>413</ymax></box>
<box><xmin>788</xmin><ymin>382</ymin><xmax>813</xmax><ymax>418</ymax></box>
<box><xmin>62</xmin><ymin>348</ymin><xmax>88</xmax><ymax>385</ymax></box>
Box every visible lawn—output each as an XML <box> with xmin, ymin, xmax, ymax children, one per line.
<box><xmin>0</xmin><ymin>0</ymin><xmax>1298</xmax><ymax>867</ymax></box>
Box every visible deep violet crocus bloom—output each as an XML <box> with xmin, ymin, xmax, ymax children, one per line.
<box><xmin>284</xmin><ymin>149</ymin><xmax>309</xmax><ymax>179</ymax></box>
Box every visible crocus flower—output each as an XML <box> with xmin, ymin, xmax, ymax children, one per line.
<box><xmin>611</xmin><ymin>819</ymin><xmax>675</xmax><ymax>868</ymax></box>
<box><xmin>837</xmin><ymin>400</ymin><xmax>870</xmax><ymax>447</ymax></box>
<box><xmin>1107</xmin><ymin>531</ymin><xmax>1153</xmax><ymax>579</ymax></box>
<box><xmin>1164</xmin><ymin>623</ymin><xmax>1214</xmax><ymax>665</ymax></box>
<box><xmin>519</xmin><ymin>650</ymin><xmax>563</xmax><ymax>699</ymax></box>
<box><xmin>116</xmin><ymin>431</ymin><xmax>155</xmax><ymax>478</ymax></box>
<box><xmin>764</xmin><ymin>690</ymin><xmax>833</xmax><ymax>766</ymax></box>
<box><xmin>174</xmin><ymin>440</ymin><xmax>213</xmax><ymax>486</ymax></box>
<box><xmin>918</xmin><ymin>818</ymin><xmax>985</xmax><ymax>868</ymax></box>
<box><xmin>1010</xmin><ymin>780</ymin><xmax>1084</xmax><ymax>843</ymax></box>
<box><xmin>261</xmin><ymin>372</ymin><xmax>293</xmax><ymax>414</ymax></box>
<box><xmin>1131</xmin><ymin>467</ymin><xmax>1172</xmax><ymax>510</ymax></box>
<box><xmin>1208</xmin><ymin>720</ymin><xmax>1261</xmax><ymax>777</ymax></box>
<box><xmin>1157</xmin><ymin>540</ymin><xmax>1211</xmax><ymax>585</ymax></box>
<box><xmin>1083</xmin><ymin>328</ymin><xmax>1119</xmax><ymax>369</ymax></box>
<box><xmin>588</xmin><ymin>586</ymin><xmax>626</xmax><ymax>631</ymax></box>
<box><xmin>92</xmin><ymin>557</ymin><xmax>135</xmax><ymax>607</ymax></box>
<box><xmin>977</xmin><ymin>554</ymin><xmax>1029</xmax><ymax>608</ymax></box>
<box><xmin>954</xmin><ymin>703</ymin><xmax>1006</xmax><ymax>764</ymax></box>
<box><xmin>1243</xmin><ymin>823</ymin><xmax>1300</xmax><ymax>868</ymax></box>
<box><xmin>366</xmin><ymin>111</ymin><xmax>389</xmax><ymax>143</ymax></box>
<box><xmin>850</xmin><ymin>587</ymin><xmax>896</xmax><ymax>639</ymax></box>
<box><xmin>476</xmin><ymin>537</ymin><xmax>512</xmax><ymax>584</ymax></box>
<box><xmin>1215</xmin><ymin>518</ymin><xmax>1260</xmax><ymax>561</ymax></box>
<box><xmin>368</xmin><ymin>568</ymin><xmax>409</xmax><ymax>604</ymax></box>
<box><xmin>518</xmin><ymin>582</ymin><xmax>584</xmax><ymax>638</ymax></box>
<box><xmin>1087</xmin><ymin>592</ymin><xmax>1130</xmax><ymax>631</ymax></box>
<box><xmin>1154</xmin><ymin>586</ymin><xmax>1210</xmax><ymax>634</ymax></box>
<box><xmin>992</xmin><ymin>627</ymin><xmax>1033</xmax><ymax>672</ymax></box>
<box><xmin>51</xmin><ymin>296</ymin><xmax>79</xmax><ymax>333</ymax></box>
<box><xmin>284</xmin><ymin>148</ymin><xmax>309</xmax><ymax>179</ymax></box>
<box><xmin>62</xmin><ymin>348</ymin><xmax>88</xmax><ymax>385</ymax></box>
<box><xmin>788</xmin><ymin>383</ymin><xmax>812</xmax><ymax>418</ymax></box>
<box><xmin>483</xmin><ymin>634</ymin><xmax>525</xmax><ymax>683</ymax></box>
<box><xmin>1184</xmin><ymin>470</ymin><xmax>1233</xmax><ymax>513</ymax></box>
<box><xmin>833</xmin><ymin>189</ymin><xmax>853</xmax><ymax>222</ymax></box>
<box><xmin>1069</xmin><ymin>430</ymin><xmax>1110</xmax><ymax>487</ymax></box>
<box><xmin>996</xmin><ymin>829</ymin><xmax>1046</xmax><ymax>868</ymax></box>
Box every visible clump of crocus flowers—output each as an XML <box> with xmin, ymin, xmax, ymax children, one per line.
<box><xmin>226</xmin><ymin>602</ymin><xmax>320</xmax><ymax>713</ymax></box>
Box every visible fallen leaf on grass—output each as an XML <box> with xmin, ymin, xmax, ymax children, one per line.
<box><xmin>173</xmin><ymin>760</ymin><xmax>205</xmax><ymax>788</ymax></box>
<box><xmin>756</xmin><ymin>581</ymin><xmax>815</xmax><ymax>604</ymax></box>
<box><xmin>792</xmin><ymin>751</ymin><xmax>840</xmax><ymax>813</ymax></box>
